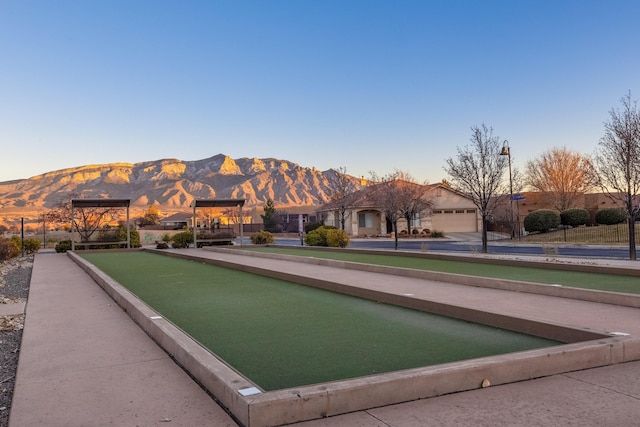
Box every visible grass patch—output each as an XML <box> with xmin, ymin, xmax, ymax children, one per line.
<box><xmin>81</xmin><ymin>251</ymin><xmax>559</xmax><ymax>391</ymax></box>
<box><xmin>245</xmin><ymin>247</ymin><xmax>640</xmax><ymax>294</ymax></box>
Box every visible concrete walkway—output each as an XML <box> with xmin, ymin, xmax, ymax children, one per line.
<box><xmin>10</xmin><ymin>252</ymin><xmax>237</xmax><ymax>427</ymax></box>
<box><xmin>9</xmin><ymin>249</ymin><xmax>640</xmax><ymax>426</ymax></box>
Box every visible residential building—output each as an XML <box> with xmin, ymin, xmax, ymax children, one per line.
<box><xmin>317</xmin><ymin>182</ymin><xmax>479</xmax><ymax>236</ymax></box>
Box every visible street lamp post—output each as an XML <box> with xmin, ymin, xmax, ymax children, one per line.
<box><xmin>500</xmin><ymin>140</ymin><xmax>514</xmax><ymax>239</ymax></box>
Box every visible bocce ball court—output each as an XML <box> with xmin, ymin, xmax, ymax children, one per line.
<box><xmin>69</xmin><ymin>250</ymin><xmax>639</xmax><ymax>427</ymax></box>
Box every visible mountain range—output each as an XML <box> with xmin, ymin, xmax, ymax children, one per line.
<box><xmin>0</xmin><ymin>154</ymin><xmax>359</xmax><ymax>217</ymax></box>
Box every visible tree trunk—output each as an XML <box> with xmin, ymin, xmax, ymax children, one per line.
<box><xmin>481</xmin><ymin>217</ymin><xmax>488</xmax><ymax>253</ymax></box>
<box><xmin>394</xmin><ymin>220</ymin><xmax>399</xmax><ymax>250</ymax></box>
<box><xmin>628</xmin><ymin>219</ymin><xmax>637</xmax><ymax>260</ymax></box>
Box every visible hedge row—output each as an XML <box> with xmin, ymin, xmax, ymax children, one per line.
<box><xmin>524</xmin><ymin>207</ymin><xmax>628</xmax><ymax>233</ymax></box>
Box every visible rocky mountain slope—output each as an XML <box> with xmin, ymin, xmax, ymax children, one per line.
<box><xmin>0</xmin><ymin>154</ymin><xmax>358</xmax><ymax>211</ymax></box>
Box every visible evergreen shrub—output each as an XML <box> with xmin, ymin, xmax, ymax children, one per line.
<box><xmin>560</xmin><ymin>208</ymin><xmax>589</xmax><ymax>227</ymax></box>
<box><xmin>251</xmin><ymin>230</ymin><xmax>275</xmax><ymax>245</ymax></box>
<box><xmin>55</xmin><ymin>240</ymin><xmax>72</xmax><ymax>253</ymax></box>
<box><xmin>595</xmin><ymin>208</ymin><xmax>626</xmax><ymax>225</ymax></box>
<box><xmin>23</xmin><ymin>238</ymin><xmax>42</xmax><ymax>254</ymax></box>
<box><xmin>304</xmin><ymin>221</ymin><xmax>324</xmax><ymax>233</ymax></box>
<box><xmin>304</xmin><ymin>226</ymin><xmax>337</xmax><ymax>247</ymax></box>
<box><xmin>326</xmin><ymin>229</ymin><xmax>350</xmax><ymax>248</ymax></box>
<box><xmin>171</xmin><ymin>231</ymin><xmax>193</xmax><ymax>248</ymax></box>
<box><xmin>524</xmin><ymin>210</ymin><xmax>561</xmax><ymax>233</ymax></box>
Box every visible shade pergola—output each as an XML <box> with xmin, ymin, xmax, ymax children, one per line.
<box><xmin>190</xmin><ymin>199</ymin><xmax>246</xmax><ymax>248</ymax></box>
<box><xmin>71</xmin><ymin>198</ymin><xmax>131</xmax><ymax>250</ymax></box>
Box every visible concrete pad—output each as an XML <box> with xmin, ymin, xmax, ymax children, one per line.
<box><xmin>291</xmin><ymin>361</ymin><xmax>640</xmax><ymax>426</ymax></box>
<box><xmin>366</xmin><ymin>363</ymin><xmax>640</xmax><ymax>427</ymax></box>
<box><xmin>11</xmin><ymin>358</ymin><xmax>232</xmax><ymax>426</ymax></box>
<box><xmin>566</xmin><ymin>360</ymin><xmax>640</xmax><ymax>398</ymax></box>
<box><xmin>288</xmin><ymin>411</ymin><xmax>387</xmax><ymax>426</ymax></box>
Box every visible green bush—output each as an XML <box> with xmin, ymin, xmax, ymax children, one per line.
<box><xmin>560</xmin><ymin>208</ymin><xmax>589</xmax><ymax>227</ymax></box>
<box><xmin>523</xmin><ymin>210</ymin><xmax>561</xmax><ymax>233</ymax></box>
<box><xmin>251</xmin><ymin>230</ymin><xmax>275</xmax><ymax>245</ymax></box>
<box><xmin>304</xmin><ymin>226</ymin><xmax>339</xmax><ymax>247</ymax></box>
<box><xmin>595</xmin><ymin>208</ymin><xmax>626</xmax><ymax>225</ymax></box>
<box><xmin>0</xmin><ymin>236</ymin><xmax>42</xmax><ymax>261</ymax></box>
<box><xmin>55</xmin><ymin>240</ymin><xmax>72</xmax><ymax>253</ymax></box>
<box><xmin>326</xmin><ymin>228</ymin><xmax>350</xmax><ymax>248</ymax></box>
<box><xmin>304</xmin><ymin>228</ymin><xmax>325</xmax><ymax>246</ymax></box>
<box><xmin>171</xmin><ymin>231</ymin><xmax>193</xmax><ymax>248</ymax></box>
<box><xmin>0</xmin><ymin>238</ymin><xmax>20</xmax><ymax>261</ymax></box>
<box><xmin>429</xmin><ymin>230</ymin><xmax>445</xmax><ymax>238</ymax></box>
<box><xmin>9</xmin><ymin>237</ymin><xmax>22</xmax><ymax>255</ymax></box>
<box><xmin>129</xmin><ymin>229</ymin><xmax>141</xmax><ymax>248</ymax></box>
<box><xmin>0</xmin><ymin>236</ymin><xmax>40</xmax><ymax>257</ymax></box>
<box><xmin>9</xmin><ymin>236</ymin><xmax>21</xmax><ymax>251</ymax></box>
<box><xmin>23</xmin><ymin>238</ymin><xmax>41</xmax><ymax>254</ymax></box>
<box><xmin>304</xmin><ymin>221</ymin><xmax>324</xmax><ymax>233</ymax></box>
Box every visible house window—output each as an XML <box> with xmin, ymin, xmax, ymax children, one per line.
<box><xmin>358</xmin><ymin>212</ymin><xmax>374</xmax><ymax>228</ymax></box>
<box><xmin>411</xmin><ymin>213</ymin><xmax>420</xmax><ymax>227</ymax></box>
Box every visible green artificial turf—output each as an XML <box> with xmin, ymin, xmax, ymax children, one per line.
<box><xmin>81</xmin><ymin>251</ymin><xmax>559</xmax><ymax>391</ymax></box>
<box><xmin>246</xmin><ymin>247</ymin><xmax>640</xmax><ymax>294</ymax></box>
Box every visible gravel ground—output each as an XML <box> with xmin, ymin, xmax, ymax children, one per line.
<box><xmin>0</xmin><ymin>256</ymin><xmax>33</xmax><ymax>427</ymax></box>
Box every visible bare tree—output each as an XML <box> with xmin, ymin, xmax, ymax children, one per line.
<box><xmin>394</xmin><ymin>171</ymin><xmax>434</xmax><ymax>236</ymax></box>
<box><xmin>48</xmin><ymin>193</ymin><xmax>121</xmax><ymax>242</ymax></box>
<box><xmin>592</xmin><ymin>92</ymin><xmax>640</xmax><ymax>260</ymax></box>
<box><xmin>444</xmin><ymin>124</ymin><xmax>510</xmax><ymax>253</ymax></box>
<box><xmin>140</xmin><ymin>205</ymin><xmax>161</xmax><ymax>226</ymax></box>
<box><xmin>526</xmin><ymin>146</ymin><xmax>593</xmax><ymax>211</ymax></box>
<box><xmin>222</xmin><ymin>207</ymin><xmax>242</xmax><ymax>225</ymax></box>
<box><xmin>325</xmin><ymin>166</ymin><xmax>360</xmax><ymax>230</ymax></box>
<box><xmin>368</xmin><ymin>171</ymin><xmax>403</xmax><ymax>250</ymax></box>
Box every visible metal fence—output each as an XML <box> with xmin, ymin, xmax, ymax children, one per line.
<box><xmin>520</xmin><ymin>222</ymin><xmax>640</xmax><ymax>244</ymax></box>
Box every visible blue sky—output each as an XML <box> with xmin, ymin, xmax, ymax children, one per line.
<box><xmin>1</xmin><ymin>0</ymin><xmax>639</xmax><ymax>183</ymax></box>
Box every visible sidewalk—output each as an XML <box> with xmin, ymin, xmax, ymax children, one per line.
<box><xmin>10</xmin><ymin>252</ymin><xmax>237</xmax><ymax>427</ymax></box>
<box><xmin>9</xmin><ymin>249</ymin><xmax>640</xmax><ymax>426</ymax></box>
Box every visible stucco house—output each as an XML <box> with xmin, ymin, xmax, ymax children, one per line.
<box><xmin>159</xmin><ymin>212</ymin><xmax>193</xmax><ymax>229</ymax></box>
<box><xmin>317</xmin><ymin>182</ymin><xmax>480</xmax><ymax>236</ymax></box>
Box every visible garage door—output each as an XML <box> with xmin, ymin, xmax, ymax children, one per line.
<box><xmin>431</xmin><ymin>209</ymin><xmax>477</xmax><ymax>232</ymax></box>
